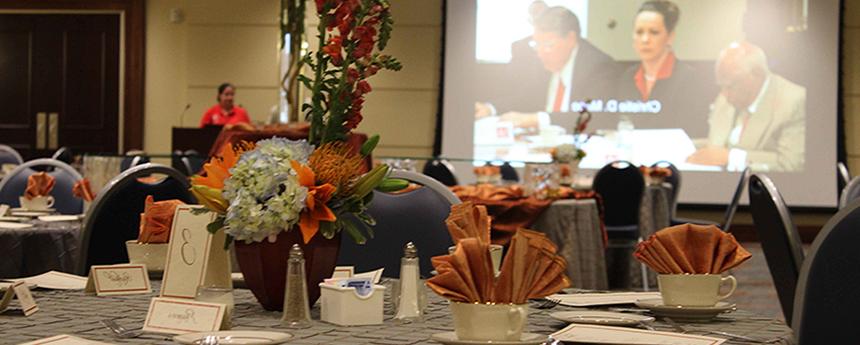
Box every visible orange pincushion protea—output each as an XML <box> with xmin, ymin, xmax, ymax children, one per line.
<box><xmin>290</xmin><ymin>160</ymin><xmax>337</xmax><ymax>244</ymax></box>
<box><xmin>308</xmin><ymin>141</ymin><xmax>365</xmax><ymax>192</ymax></box>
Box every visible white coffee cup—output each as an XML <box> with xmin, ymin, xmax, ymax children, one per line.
<box><xmin>448</xmin><ymin>244</ymin><xmax>503</xmax><ymax>276</ymax></box>
<box><xmin>658</xmin><ymin>274</ymin><xmax>737</xmax><ymax>307</ymax></box>
<box><xmin>450</xmin><ymin>302</ymin><xmax>528</xmax><ymax>341</ymax></box>
<box><xmin>19</xmin><ymin>196</ymin><xmax>54</xmax><ymax>211</ymax></box>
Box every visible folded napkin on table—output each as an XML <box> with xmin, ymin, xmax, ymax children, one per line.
<box><xmin>446</xmin><ymin>201</ymin><xmax>491</xmax><ymax>244</ymax></box>
<box><xmin>137</xmin><ymin>195</ymin><xmax>185</xmax><ymax>243</ymax></box>
<box><xmin>24</xmin><ymin>172</ymin><xmax>55</xmax><ymax>199</ymax></box>
<box><xmin>427</xmin><ymin>227</ymin><xmax>570</xmax><ymax>304</ymax></box>
<box><xmin>451</xmin><ymin>184</ymin><xmax>525</xmax><ymax>201</ymax></box>
<box><xmin>72</xmin><ymin>178</ymin><xmax>96</xmax><ymax>202</ymax></box>
<box><xmin>634</xmin><ymin>223</ymin><xmax>751</xmax><ymax>274</ymax></box>
<box><xmin>639</xmin><ymin>165</ymin><xmax>673</xmax><ymax>178</ymax></box>
<box><xmin>473</xmin><ymin>165</ymin><xmax>501</xmax><ymax>177</ymax></box>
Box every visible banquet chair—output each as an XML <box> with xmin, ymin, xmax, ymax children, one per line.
<box><xmin>0</xmin><ymin>144</ymin><xmax>23</xmax><ymax>165</ymax></box>
<box><xmin>792</xmin><ymin>199</ymin><xmax>860</xmax><ymax>344</ymax></box>
<box><xmin>337</xmin><ymin>170</ymin><xmax>459</xmax><ymax>278</ymax></box>
<box><xmin>51</xmin><ymin>147</ymin><xmax>74</xmax><ymax>165</ymax></box>
<box><xmin>592</xmin><ymin>160</ymin><xmax>645</xmax><ymax>289</ymax></box>
<box><xmin>120</xmin><ymin>154</ymin><xmax>150</xmax><ymax>171</ymax></box>
<box><xmin>719</xmin><ymin>167</ymin><xmax>751</xmax><ymax>232</ymax></box>
<box><xmin>500</xmin><ymin>162</ymin><xmax>519</xmax><ymax>182</ymax></box>
<box><xmin>837</xmin><ymin>161</ymin><xmax>851</xmax><ymax>193</ymax></box>
<box><xmin>839</xmin><ymin>175</ymin><xmax>860</xmax><ymax>209</ymax></box>
<box><xmin>76</xmin><ymin>163</ymin><xmax>194</xmax><ymax>275</ymax></box>
<box><xmin>422</xmin><ymin>158</ymin><xmax>458</xmax><ymax>186</ymax></box>
<box><xmin>0</xmin><ymin>158</ymin><xmax>83</xmax><ymax>214</ymax></box>
<box><xmin>748</xmin><ymin>174</ymin><xmax>804</xmax><ymax>323</ymax></box>
<box><xmin>181</xmin><ymin>150</ymin><xmax>206</xmax><ymax>176</ymax></box>
<box><xmin>657</xmin><ymin>161</ymin><xmax>722</xmax><ymax>228</ymax></box>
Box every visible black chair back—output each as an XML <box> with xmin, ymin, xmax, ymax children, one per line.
<box><xmin>337</xmin><ymin>170</ymin><xmax>458</xmax><ymax>278</ymax></box>
<box><xmin>593</xmin><ymin>161</ymin><xmax>645</xmax><ymax>227</ymax></box>
<box><xmin>422</xmin><ymin>158</ymin><xmax>458</xmax><ymax>186</ymax></box>
<box><xmin>0</xmin><ymin>158</ymin><xmax>84</xmax><ymax>214</ymax></box>
<box><xmin>120</xmin><ymin>155</ymin><xmax>150</xmax><ymax>171</ymax></box>
<box><xmin>500</xmin><ymin>162</ymin><xmax>519</xmax><ymax>182</ymax></box>
<box><xmin>651</xmin><ymin>161</ymin><xmax>680</xmax><ymax>215</ymax></box>
<box><xmin>77</xmin><ymin>164</ymin><xmax>194</xmax><ymax>274</ymax></box>
<box><xmin>748</xmin><ymin>174</ymin><xmax>804</xmax><ymax>323</ymax></box>
<box><xmin>837</xmin><ymin>162</ymin><xmax>851</xmax><ymax>193</ymax></box>
<box><xmin>51</xmin><ymin>147</ymin><xmax>74</xmax><ymax>164</ymax></box>
<box><xmin>721</xmin><ymin>167</ymin><xmax>750</xmax><ymax>232</ymax></box>
<box><xmin>839</xmin><ymin>175</ymin><xmax>860</xmax><ymax>209</ymax></box>
<box><xmin>793</xmin><ymin>198</ymin><xmax>860</xmax><ymax>344</ymax></box>
<box><xmin>0</xmin><ymin>144</ymin><xmax>23</xmax><ymax>165</ymax></box>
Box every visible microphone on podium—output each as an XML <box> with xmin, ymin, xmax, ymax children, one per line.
<box><xmin>179</xmin><ymin>103</ymin><xmax>191</xmax><ymax>127</ymax></box>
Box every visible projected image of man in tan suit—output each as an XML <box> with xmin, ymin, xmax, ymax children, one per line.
<box><xmin>687</xmin><ymin>41</ymin><xmax>806</xmax><ymax>172</ymax></box>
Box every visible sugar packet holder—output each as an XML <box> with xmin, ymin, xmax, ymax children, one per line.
<box><xmin>319</xmin><ymin>281</ymin><xmax>386</xmax><ymax>326</ymax></box>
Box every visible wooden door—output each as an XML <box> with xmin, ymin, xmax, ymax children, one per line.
<box><xmin>0</xmin><ymin>14</ymin><xmax>119</xmax><ymax>160</ymax></box>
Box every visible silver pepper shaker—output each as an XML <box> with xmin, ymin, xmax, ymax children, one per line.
<box><xmin>394</xmin><ymin>242</ymin><xmax>425</xmax><ymax>322</ymax></box>
<box><xmin>281</xmin><ymin>244</ymin><xmax>312</xmax><ymax>328</ymax></box>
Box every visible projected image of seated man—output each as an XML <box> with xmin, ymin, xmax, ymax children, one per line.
<box><xmin>687</xmin><ymin>41</ymin><xmax>806</xmax><ymax>172</ymax></box>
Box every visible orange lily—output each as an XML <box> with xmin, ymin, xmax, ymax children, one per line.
<box><xmin>291</xmin><ymin>160</ymin><xmax>337</xmax><ymax>244</ymax></box>
<box><xmin>191</xmin><ymin>141</ymin><xmax>254</xmax><ymax>189</ymax></box>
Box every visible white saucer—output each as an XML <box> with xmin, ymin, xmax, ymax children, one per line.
<box><xmin>173</xmin><ymin>331</ymin><xmax>293</xmax><ymax>344</ymax></box>
<box><xmin>430</xmin><ymin>332</ymin><xmax>546</xmax><ymax>345</ymax></box>
<box><xmin>0</xmin><ymin>216</ymin><xmax>28</xmax><ymax>222</ymax></box>
<box><xmin>550</xmin><ymin>310</ymin><xmax>655</xmax><ymax>326</ymax></box>
<box><xmin>11</xmin><ymin>207</ymin><xmax>54</xmax><ymax>213</ymax></box>
<box><xmin>635</xmin><ymin>298</ymin><xmax>736</xmax><ymax>322</ymax></box>
<box><xmin>38</xmin><ymin>215</ymin><xmax>81</xmax><ymax>222</ymax></box>
<box><xmin>11</xmin><ymin>211</ymin><xmax>53</xmax><ymax>217</ymax></box>
<box><xmin>0</xmin><ymin>221</ymin><xmax>33</xmax><ymax>229</ymax></box>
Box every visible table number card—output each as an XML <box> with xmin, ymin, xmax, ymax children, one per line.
<box><xmin>161</xmin><ymin>205</ymin><xmax>231</xmax><ymax>299</ymax></box>
<box><xmin>0</xmin><ymin>280</ymin><xmax>38</xmax><ymax>316</ymax></box>
<box><xmin>0</xmin><ymin>204</ymin><xmax>9</xmax><ymax>216</ymax></box>
<box><xmin>20</xmin><ymin>335</ymin><xmax>112</xmax><ymax>345</ymax></box>
<box><xmin>84</xmin><ymin>264</ymin><xmax>151</xmax><ymax>296</ymax></box>
<box><xmin>142</xmin><ymin>297</ymin><xmax>225</xmax><ymax>334</ymax></box>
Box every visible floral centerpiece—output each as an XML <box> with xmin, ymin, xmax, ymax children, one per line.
<box><xmin>189</xmin><ymin>0</ymin><xmax>403</xmax><ymax>311</ymax></box>
<box><xmin>550</xmin><ymin>106</ymin><xmax>592</xmax><ymax>186</ymax></box>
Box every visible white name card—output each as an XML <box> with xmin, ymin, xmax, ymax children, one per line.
<box><xmin>161</xmin><ymin>205</ymin><xmax>231</xmax><ymax>299</ymax></box>
<box><xmin>84</xmin><ymin>264</ymin><xmax>151</xmax><ymax>296</ymax></box>
<box><xmin>143</xmin><ymin>297</ymin><xmax>225</xmax><ymax>334</ymax></box>
<box><xmin>0</xmin><ymin>280</ymin><xmax>38</xmax><ymax>316</ymax></box>
<box><xmin>20</xmin><ymin>335</ymin><xmax>112</xmax><ymax>345</ymax></box>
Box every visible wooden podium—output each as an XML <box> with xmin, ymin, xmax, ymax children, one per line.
<box><xmin>171</xmin><ymin>126</ymin><xmax>223</xmax><ymax>155</ymax></box>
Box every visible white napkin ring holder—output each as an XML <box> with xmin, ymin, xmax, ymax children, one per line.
<box><xmin>319</xmin><ymin>283</ymin><xmax>386</xmax><ymax>326</ymax></box>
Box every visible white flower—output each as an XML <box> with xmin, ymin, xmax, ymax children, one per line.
<box><xmin>552</xmin><ymin>143</ymin><xmax>583</xmax><ymax>163</ymax></box>
<box><xmin>222</xmin><ymin>137</ymin><xmax>314</xmax><ymax>243</ymax></box>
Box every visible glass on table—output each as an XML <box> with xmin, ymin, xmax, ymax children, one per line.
<box><xmin>195</xmin><ymin>285</ymin><xmax>234</xmax><ymax>330</ymax></box>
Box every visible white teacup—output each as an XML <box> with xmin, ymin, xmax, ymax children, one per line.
<box><xmin>658</xmin><ymin>274</ymin><xmax>737</xmax><ymax>307</ymax></box>
<box><xmin>448</xmin><ymin>244</ymin><xmax>503</xmax><ymax>276</ymax></box>
<box><xmin>450</xmin><ymin>302</ymin><xmax>528</xmax><ymax>341</ymax></box>
<box><xmin>19</xmin><ymin>196</ymin><xmax>54</xmax><ymax>211</ymax></box>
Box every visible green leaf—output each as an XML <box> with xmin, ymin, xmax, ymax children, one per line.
<box><xmin>376</xmin><ymin>178</ymin><xmax>409</xmax><ymax>192</ymax></box>
<box><xmin>360</xmin><ymin>134</ymin><xmax>379</xmax><ymax>156</ymax></box>
<box><xmin>342</xmin><ymin>220</ymin><xmax>367</xmax><ymax>244</ymax></box>
<box><xmin>206</xmin><ymin>216</ymin><xmax>225</xmax><ymax>235</ymax></box>
<box><xmin>320</xmin><ymin>220</ymin><xmax>336</xmax><ymax>239</ymax></box>
<box><xmin>223</xmin><ymin>234</ymin><xmax>234</xmax><ymax>250</ymax></box>
<box><xmin>190</xmin><ymin>208</ymin><xmax>210</xmax><ymax>215</ymax></box>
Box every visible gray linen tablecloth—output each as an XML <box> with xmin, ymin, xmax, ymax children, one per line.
<box><xmin>531</xmin><ymin>199</ymin><xmax>607</xmax><ymax>291</ymax></box>
<box><xmin>0</xmin><ymin>281</ymin><xmax>793</xmax><ymax>344</ymax></box>
<box><xmin>0</xmin><ymin>219</ymin><xmax>83</xmax><ymax>279</ymax></box>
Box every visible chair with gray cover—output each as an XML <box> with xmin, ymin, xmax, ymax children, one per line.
<box><xmin>0</xmin><ymin>144</ymin><xmax>23</xmax><ymax>165</ymax></box>
<box><xmin>0</xmin><ymin>158</ymin><xmax>83</xmax><ymax>214</ymax></box>
<box><xmin>51</xmin><ymin>147</ymin><xmax>74</xmax><ymax>165</ymax></box>
<box><xmin>839</xmin><ymin>175</ymin><xmax>860</xmax><ymax>209</ymax></box>
<box><xmin>337</xmin><ymin>170</ymin><xmax>459</xmax><ymax>278</ymax></box>
<box><xmin>838</xmin><ymin>161</ymin><xmax>851</xmax><ymax>193</ymax></box>
<box><xmin>77</xmin><ymin>164</ymin><xmax>194</xmax><ymax>275</ymax></box>
<box><xmin>748</xmin><ymin>174</ymin><xmax>804</xmax><ymax>323</ymax></box>
<box><xmin>792</xmin><ymin>198</ymin><xmax>860</xmax><ymax>344</ymax></box>
<box><xmin>422</xmin><ymin>158</ymin><xmax>458</xmax><ymax>186</ymax></box>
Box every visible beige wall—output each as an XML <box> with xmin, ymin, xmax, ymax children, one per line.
<box><xmin>845</xmin><ymin>0</ymin><xmax>860</xmax><ymax>174</ymax></box>
<box><xmin>144</xmin><ymin>0</ymin><xmax>442</xmax><ymax>157</ymax></box>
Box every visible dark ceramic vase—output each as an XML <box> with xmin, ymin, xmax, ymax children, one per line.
<box><xmin>234</xmin><ymin>229</ymin><xmax>341</xmax><ymax>311</ymax></box>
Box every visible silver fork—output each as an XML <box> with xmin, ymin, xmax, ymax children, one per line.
<box><xmin>534</xmin><ymin>297</ymin><xmax>561</xmax><ymax>309</ymax></box>
<box><xmin>101</xmin><ymin>319</ymin><xmax>144</xmax><ymax>338</ymax></box>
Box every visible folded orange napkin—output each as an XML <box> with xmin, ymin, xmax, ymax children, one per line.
<box><xmin>634</xmin><ymin>223</ymin><xmax>751</xmax><ymax>274</ymax></box>
<box><xmin>446</xmin><ymin>201</ymin><xmax>491</xmax><ymax>245</ymax></box>
<box><xmin>451</xmin><ymin>184</ymin><xmax>525</xmax><ymax>201</ymax></box>
<box><xmin>427</xmin><ymin>226</ymin><xmax>570</xmax><ymax>304</ymax></box>
<box><xmin>72</xmin><ymin>179</ymin><xmax>96</xmax><ymax>202</ymax></box>
<box><xmin>639</xmin><ymin>166</ymin><xmax>673</xmax><ymax>178</ymax></box>
<box><xmin>24</xmin><ymin>172</ymin><xmax>55</xmax><ymax>199</ymax></box>
<box><xmin>473</xmin><ymin>165</ymin><xmax>501</xmax><ymax>176</ymax></box>
<box><xmin>137</xmin><ymin>195</ymin><xmax>185</xmax><ymax>244</ymax></box>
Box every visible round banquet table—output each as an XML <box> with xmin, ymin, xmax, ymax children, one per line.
<box><xmin>0</xmin><ymin>280</ymin><xmax>794</xmax><ymax>344</ymax></box>
<box><xmin>0</xmin><ymin>218</ymin><xmax>82</xmax><ymax>279</ymax></box>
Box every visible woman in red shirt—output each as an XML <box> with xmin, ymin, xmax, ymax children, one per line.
<box><xmin>199</xmin><ymin>83</ymin><xmax>252</xmax><ymax>128</ymax></box>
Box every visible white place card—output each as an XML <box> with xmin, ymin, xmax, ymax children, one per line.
<box><xmin>550</xmin><ymin>292</ymin><xmax>662</xmax><ymax>307</ymax></box>
<box><xmin>19</xmin><ymin>334</ymin><xmax>112</xmax><ymax>345</ymax></box>
<box><xmin>142</xmin><ymin>297</ymin><xmax>226</xmax><ymax>334</ymax></box>
<box><xmin>0</xmin><ymin>204</ymin><xmax>8</xmax><ymax>216</ymax></box>
<box><xmin>15</xmin><ymin>270</ymin><xmax>88</xmax><ymax>290</ymax></box>
<box><xmin>552</xmin><ymin>324</ymin><xmax>725</xmax><ymax>345</ymax></box>
<box><xmin>160</xmin><ymin>205</ymin><xmax>231</xmax><ymax>299</ymax></box>
<box><xmin>332</xmin><ymin>266</ymin><xmax>355</xmax><ymax>279</ymax></box>
<box><xmin>84</xmin><ymin>264</ymin><xmax>151</xmax><ymax>296</ymax></box>
<box><xmin>0</xmin><ymin>280</ymin><xmax>38</xmax><ymax>316</ymax></box>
